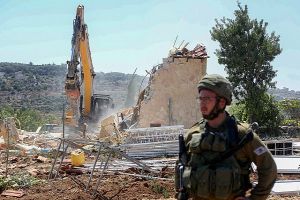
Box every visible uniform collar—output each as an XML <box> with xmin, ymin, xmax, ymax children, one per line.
<box><xmin>205</xmin><ymin>111</ymin><xmax>231</xmax><ymax>133</ymax></box>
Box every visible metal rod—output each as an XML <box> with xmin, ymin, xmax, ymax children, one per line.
<box><xmin>48</xmin><ymin>139</ymin><xmax>62</xmax><ymax>180</ymax></box>
<box><xmin>178</xmin><ymin>40</ymin><xmax>185</xmax><ymax>49</ymax></box>
<box><xmin>62</xmin><ymin>103</ymin><xmax>65</xmax><ymax>150</ymax></box>
<box><xmin>168</xmin><ymin>98</ymin><xmax>172</xmax><ymax>126</ymax></box>
<box><xmin>173</xmin><ymin>35</ymin><xmax>178</xmax><ymax>47</ymax></box>
<box><xmin>55</xmin><ymin>141</ymin><xmax>69</xmax><ymax>179</ymax></box>
<box><xmin>5</xmin><ymin>120</ymin><xmax>9</xmax><ymax>178</ymax></box>
<box><xmin>86</xmin><ymin>144</ymin><xmax>102</xmax><ymax>191</ymax></box>
<box><xmin>93</xmin><ymin>151</ymin><xmax>112</xmax><ymax>195</ymax></box>
<box><xmin>117</xmin><ymin>172</ymin><xmax>172</xmax><ymax>181</ymax></box>
<box><xmin>109</xmin><ymin>146</ymin><xmax>152</xmax><ymax>171</ymax></box>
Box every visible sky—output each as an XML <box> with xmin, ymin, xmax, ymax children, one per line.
<box><xmin>1</xmin><ymin>0</ymin><xmax>300</xmax><ymax>91</ymax></box>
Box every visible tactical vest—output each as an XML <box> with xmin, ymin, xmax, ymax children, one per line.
<box><xmin>182</xmin><ymin>117</ymin><xmax>251</xmax><ymax>200</ymax></box>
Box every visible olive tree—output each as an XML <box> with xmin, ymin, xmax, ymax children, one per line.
<box><xmin>211</xmin><ymin>3</ymin><xmax>282</xmax><ymax>134</ymax></box>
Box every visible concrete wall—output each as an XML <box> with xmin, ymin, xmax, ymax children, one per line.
<box><xmin>137</xmin><ymin>57</ymin><xmax>207</xmax><ymax>128</ymax></box>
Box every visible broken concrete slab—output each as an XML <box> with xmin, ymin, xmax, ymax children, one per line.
<box><xmin>1</xmin><ymin>190</ymin><xmax>25</xmax><ymax>198</ymax></box>
<box><xmin>271</xmin><ymin>180</ymin><xmax>300</xmax><ymax>195</ymax></box>
<box><xmin>252</xmin><ymin>156</ymin><xmax>300</xmax><ymax>174</ymax></box>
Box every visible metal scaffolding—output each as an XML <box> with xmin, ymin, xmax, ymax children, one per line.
<box><xmin>120</xmin><ymin>125</ymin><xmax>184</xmax><ymax>158</ymax></box>
<box><xmin>48</xmin><ymin>138</ymin><xmax>153</xmax><ymax>199</ymax></box>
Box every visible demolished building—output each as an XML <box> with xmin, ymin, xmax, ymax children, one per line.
<box><xmin>99</xmin><ymin>43</ymin><xmax>208</xmax><ymax>139</ymax></box>
<box><xmin>133</xmin><ymin>43</ymin><xmax>208</xmax><ymax>128</ymax></box>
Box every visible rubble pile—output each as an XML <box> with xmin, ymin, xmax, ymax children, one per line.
<box><xmin>169</xmin><ymin>43</ymin><xmax>208</xmax><ymax>59</ymax></box>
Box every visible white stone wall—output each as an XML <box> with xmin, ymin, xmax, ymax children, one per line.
<box><xmin>137</xmin><ymin>57</ymin><xmax>207</xmax><ymax>128</ymax></box>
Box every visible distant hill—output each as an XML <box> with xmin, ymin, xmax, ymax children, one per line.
<box><xmin>0</xmin><ymin>62</ymin><xmax>146</xmax><ymax>117</ymax></box>
<box><xmin>2</xmin><ymin>62</ymin><xmax>297</xmax><ymax>118</ymax></box>
<box><xmin>268</xmin><ymin>87</ymin><xmax>300</xmax><ymax>100</ymax></box>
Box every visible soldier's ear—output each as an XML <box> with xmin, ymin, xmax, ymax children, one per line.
<box><xmin>219</xmin><ymin>98</ymin><xmax>226</xmax><ymax>109</ymax></box>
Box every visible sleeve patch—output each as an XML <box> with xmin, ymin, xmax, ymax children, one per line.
<box><xmin>254</xmin><ymin>146</ymin><xmax>267</xmax><ymax>156</ymax></box>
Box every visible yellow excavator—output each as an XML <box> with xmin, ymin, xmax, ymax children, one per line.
<box><xmin>65</xmin><ymin>5</ymin><xmax>113</xmax><ymax>130</ymax></box>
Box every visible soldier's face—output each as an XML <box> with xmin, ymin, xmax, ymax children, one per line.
<box><xmin>198</xmin><ymin>89</ymin><xmax>218</xmax><ymax>116</ymax></box>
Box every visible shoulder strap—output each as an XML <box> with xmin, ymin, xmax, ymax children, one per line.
<box><xmin>208</xmin><ymin>127</ymin><xmax>254</xmax><ymax>165</ymax></box>
<box><xmin>226</xmin><ymin>115</ymin><xmax>240</xmax><ymax>147</ymax></box>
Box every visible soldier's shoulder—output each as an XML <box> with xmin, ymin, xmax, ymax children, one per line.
<box><xmin>188</xmin><ymin>120</ymin><xmax>205</xmax><ymax>132</ymax></box>
<box><xmin>236</xmin><ymin>121</ymin><xmax>250</xmax><ymax>136</ymax></box>
<box><xmin>185</xmin><ymin>120</ymin><xmax>205</xmax><ymax>142</ymax></box>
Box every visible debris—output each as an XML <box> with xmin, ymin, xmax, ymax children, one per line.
<box><xmin>15</xmin><ymin>143</ymin><xmax>41</xmax><ymax>155</ymax></box>
<box><xmin>27</xmin><ymin>168</ymin><xmax>38</xmax><ymax>176</ymax></box>
<box><xmin>168</xmin><ymin>38</ymin><xmax>208</xmax><ymax>59</ymax></box>
<box><xmin>36</xmin><ymin>156</ymin><xmax>49</xmax><ymax>163</ymax></box>
<box><xmin>252</xmin><ymin>156</ymin><xmax>300</xmax><ymax>174</ymax></box>
<box><xmin>0</xmin><ymin>117</ymin><xmax>20</xmax><ymax>144</ymax></box>
<box><xmin>82</xmin><ymin>144</ymin><xmax>97</xmax><ymax>152</ymax></box>
<box><xmin>65</xmin><ymin>168</ymin><xmax>83</xmax><ymax>175</ymax></box>
<box><xmin>271</xmin><ymin>180</ymin><xmax>300</xmax><ymax>195</ymax></box>
<box><xmin>1</xmin><ymin>190</ymin><xmax>25</xmax><ymax>198</ymax></box>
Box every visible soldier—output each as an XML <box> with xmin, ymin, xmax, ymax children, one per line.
<box><xmin>176</xmin><ymin>74</ymin><xmax>277</xmax><ymax>200</ymax></box>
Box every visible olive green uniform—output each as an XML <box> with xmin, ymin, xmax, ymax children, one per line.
<box><xmin>181</xmin><ymin>115</ymin><xmax>277</xmax><ymax>200</ymax></box>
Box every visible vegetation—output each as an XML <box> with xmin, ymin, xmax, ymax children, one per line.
<box><xmin>0</xmin><ymin>62</ymin><xmax>66</xmax><ymax>92</ymax></box>
<box><xmin>0</xmin><ymin>105</ymin><xmax>57</xmax><ymax>132</ymax></box>
<box><xmin>0</xmin><ymin>173</ymin><xmax>44</xmax><ymax>190</ymax></box>
<box><xmin>230</xmin><ymin>94</ymin><xmax>283</xmax><ymax>135</ymax></box>
<box><xmin>277</xmin><ymin>99</ymin><xmax>300</xmax><ymax>126</ymax></box>
<box><xmin>0</xmin><ymin>62</ymin><xmax>146</xmax><ymax>131</ymax></box>
<box><xmin>211</xmin><ymin>2</ymin><xmax>282</xmax><ymax>135</ymax></box>
<box><xmin>150</xmin><ymin>180</ymin><xmax>169</xmax><ymax>198</ymax></box>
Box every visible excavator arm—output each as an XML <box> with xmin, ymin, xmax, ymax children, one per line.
<box><xmin>65</xmin><ymin>5</ymin><xmax>113</xmax><ymax>129</ymax></box>
<box><xmin>65</xmin><ymin>5</ymin><xmax>84</xmax><ymax>126</ymax></box>
<box><xmin>79</xmin><ymin>24</ymin><xmax>95</xmax><ymax>117</ymax></box>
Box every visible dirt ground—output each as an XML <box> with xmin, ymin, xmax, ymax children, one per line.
<box><xmin>1</xmin><ymin>174</ymin><xmax>299</xmax><ymax>200</ymax></box>
<box><xmin>18</xmin><ymin>175</ymin><xmax>174</xmax><ymax>200</ymax></box>
<box><xmin>1</xmin><ymin>165</ymin><xmax>175</xmax><ymax>200</ymax></box>
<box><xmin>0</xmin><ymin>153</ymin><xmax>299</xmax><ymax>200</ymax></box>
<box><xmin>1</xmin><ymin>165</ymin><xmax>300</xmax><ymax>200</ymax></box>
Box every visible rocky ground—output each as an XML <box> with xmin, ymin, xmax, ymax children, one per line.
<box><xmin>0</xmin><ymin>130</ymin><xmax>299</xmax><ymax>200</ymax></box>
<box><xmin>0</xmin><ymin>154</ymin><xmax>299</xmax><ymax>200</ymax></box>
<box><xmin>1</xmin><ymin>175</ymin><xmax>299</xmax><ymax>200</ymax></box>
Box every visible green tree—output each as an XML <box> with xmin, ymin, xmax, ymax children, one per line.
<box><xmin>229</xmin><ymin>94</ymin><xmax>283</xmax><ymax>136</ymax></box>
<box><xmin>0</xmin><ymin>106</ymin><xmax>14</xmax><ymax>120</ymax></box>
<box><xmin>251</xmin><ymin>94</ymin><xmax>283</xmax><ymax>136</ymax></box>
<box><xmin>228</xmin><ymin>103</ymin><xmax>247</xmax><ymax>122</ymax></box>
<box><xmin>277</xmin><ymin>99</ymin><xmax>300</xmax><ymax>126</ymax></box>
<box><xmin>211</xmin><ymin>2</ymin><xmax>282</xmax><ymax>133</ymax></box>
<box><xmin>0</xmin><ymin>106</ymin><xmax>57</xmax><ymax>131</ymax></box>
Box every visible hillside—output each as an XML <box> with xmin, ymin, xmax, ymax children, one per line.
<box><xmin>0</xmin><ymin>62</ymin><xmax>146</xmax><ymax>117</ymax></box>
<box><xmin>1</xmin><ymin>62</ymin><xmax>298</xmax><ymax>118</ymax></box>
<box><xmin>269</xmin><ymin>87</ymin><xmax>300</xmax><ymax>100</ymax></box>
